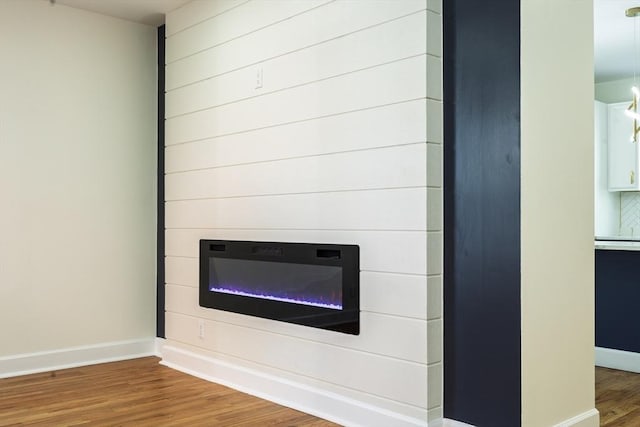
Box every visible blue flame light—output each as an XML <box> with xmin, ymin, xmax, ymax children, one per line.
<box><xmin>210</xmin><ymin>285</ymin><xmax>342</xmax><ymax>310</ymax></box>
<box><xmin>209</xmin><ymin>257</ymin><xmax>343</xmax><ymax>311</ymax></box>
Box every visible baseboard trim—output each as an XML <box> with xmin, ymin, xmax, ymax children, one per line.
<box><xmin>0</xmin><ymin>338</ymin><xmax>156</xmax><ymax>379</ymax></box>
<box><xmin>551</xmin><ymin>408</ymin><xmax>599</xmax><ymax>427</ymax></box>
<box><xmin>155</xmin><ymin>337</ymin><xmax>166</xmax><ymax>357</ymax></box>
<box><xmin>431</xmin><ymin>408</ymin><xmax>599</xmax><ymax>427</ymax></box>
<box><xmin>429</xmin><ymin>418</ymin><xmax>474</xmax><ymax>427</ymax></box>
<box><xmin>596</xmin><ymin>346</ymin><xmax>640</xmax><ymax>373</ymax></box>
<box><xmin>160</xmin><ymin>344</ymin><xmax>426</xmax><ymax>427</ymax></box>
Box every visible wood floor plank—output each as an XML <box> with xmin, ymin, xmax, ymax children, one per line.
<box><xmin>596</xmin><ymin>366</ymin><xmax>640</xmax><ymax>426</ymax></box>
<box><xmin>6</xmin><ymin>360</ymin><xmax>638</xmax><ymax>426</ymax></box>
<box><xmin>0</xmin><ymin>357</ymin><xmax>339</xmax><ymax>426</ymax></box>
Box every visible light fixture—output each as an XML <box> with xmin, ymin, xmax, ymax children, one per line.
<box><xmin>626</xmin><ymin>7</ymin><xmax>640</xmax><ymax>142</ymax></box>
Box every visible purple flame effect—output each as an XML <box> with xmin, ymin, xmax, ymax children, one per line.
<box><xmin>210</xmin><ymin>284</ymin><xmax>342</xmax><ymax>310</ymax></box>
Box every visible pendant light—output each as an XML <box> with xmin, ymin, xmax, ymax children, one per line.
<box><xmin>625</xmin><ymin>7</ymin><xmax>640</xmax><ymax>142</ymax></box>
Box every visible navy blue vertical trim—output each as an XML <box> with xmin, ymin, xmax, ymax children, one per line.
<box><xmin>156</xmin><ymin>25</ymin><xmax>166</xmax><ymax>338</ymax></box>
<box><xmin>443</xmin><ymin>1</ymin><xmax>521</xmax><ymax>426</ymax></box>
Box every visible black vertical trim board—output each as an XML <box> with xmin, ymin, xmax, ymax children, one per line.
<box><xmin>156</xmin><ymin>25</ymin><xmax>166</xmax><ymax>338</ymax></box>
<box><xmin>443</xmin><ymin>1</ymin><xmax>521</xmax><ymax>426</ymax></box>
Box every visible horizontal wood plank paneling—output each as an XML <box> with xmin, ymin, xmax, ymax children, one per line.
<box><xmin>360</xmin><ymin>272</ymin><xmax>427</xmax><ymax>319</ymax></box>
<box><xmin>427</xmin><ymin>55</ymin><xmax>442</xmax><ymax>100</ymax></box>
<box><xmin>164</xmin><ymin>256</ymin><xmax>198</xmax><ymax>288</ymax></box>
<box><xmin>166</xmin><ymin>11</ymin><xmax>427</xmax><ymax>118</ymax></box>
<box><xmin>165</xmin><ymin>144</ymin><xmax>426</xmax><ymax>200</ymax></box>
<box><xmin>166</xmin><ymin>0</ymin><xmax>332</xmax><ymax>63</ymax></box>
<box><xmin>165</xmin><ymin>229</ymin><xmax>427</xmax><ymax>275</ymax></box>
<box><xmin>427</xmin><ymin>99</ymin><xmax>443</xmax><ymax>143</ymax></box>
<box><xmin>427</xmin><ymin>10</ymin><xmax>442</xmax><ymax>57</ymax></box>
<box><xmin>165</xmin><ymin>312</ymin><xmax>428</xmax><ymax>408</ymax></box>
<box><xmin>165</xmin><ymin>0</ymin><xmax>427</xmax><ymax>90</ymax></box>
<box><xmin>165</xmin><ymin>0</ymin><xmax>248</xmax><ymax>37</ymax></box>
<box><xmin>166</xmin><ymin>55</ymin><xmax>426</xmax><ymax>145</ymax></box>
<box><xmin>163</xmin><ymin>0</ymin><xmax>432</xmax><ymax>422</ymax></box>
<box><xmin>165</xmin><ymin>100</ymin><xmax>426</xmax><ymax>171</ymax></box>
<box><xmin>165</xmin><ymin>188</ymin><xmax>426</xmax><ymax>231</ymax></box>
<box><xmin>427</xmin><ymin>0</ymin><xmax>441</xmax><ymax>14</ymax></box>
<box><xmin>165</xmin><ymin>285</ymin><xmax>427</xmax><ymax>364</ymax></box>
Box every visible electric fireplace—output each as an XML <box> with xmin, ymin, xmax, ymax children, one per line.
<box><xmin>199</xmin><ymin>239</ymin><xmax>360</xmax><ymax>334</ymax></box>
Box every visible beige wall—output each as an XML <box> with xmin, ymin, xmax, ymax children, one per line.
<box><xmin>0</xmin><ymin>1</ymin><xmax>157</xmax><ymax>357</ymax></box>
<box><xmin>521</xmin><ymin>0</ymin><xmax>597</xmax><ymax>426</ymax></box>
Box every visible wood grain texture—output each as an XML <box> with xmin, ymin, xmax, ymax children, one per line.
<box><xmin>0</xmin><ymin>357</ymin><xmax>338</xmax><ymax>426</ymax></box>
<box><xmin>443</xmin><ymin>0</ymin><xmax>520</xmax><ymax>424</ymax></box>
<box><xmin>597</xmin><ymin>367</ymin><xmax>640</xmax><ymax>426</ymax></box>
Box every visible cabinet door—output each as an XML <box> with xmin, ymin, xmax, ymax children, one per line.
<box><xmin>608</xmin><ymin>101</ymin><xmax>640</xmax><ymax>191</ymax></box>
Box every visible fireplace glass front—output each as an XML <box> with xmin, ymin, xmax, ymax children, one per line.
<box><xmin>199</xmin><ymin>240</ymin><xmax>360</xmax><ymax>334</ymax></box>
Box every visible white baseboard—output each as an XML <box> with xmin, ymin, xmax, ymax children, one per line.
<box><xmin>431</xmin><ymin>408</ymin><xmax>599</xmax><ymax>427</ymax></box>
<box><xmin>160</xmin><ymin>344</ymin><xmax>427</xmax><ymax>427</ymax></box>
<box><xmin>0</xmin><ymin>338</ymin><xmax>156</xmax><ymax>379</ymax></box>
<box><xmin>429</xmin><ymin>418</ymin><xmax>474</xmax><ymax>427</ymax></box>
<box><xmin>155</xmin><ymin>336</ymin><xmax>166</xmax><ymax>356</ymax></box>
<box><xmin>552</xmin><ymin>408</ymin><xmax>599</xmax><ymax>427</ymax></box>
<box><xmin>596</xmin><ymin>346</ymin><xmax>640</xmax><ymax>373</ymax></box>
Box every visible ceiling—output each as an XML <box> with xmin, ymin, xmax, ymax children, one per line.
<box><xmin>595</xmin><ymin>0</ymin><xmax>640</xmax><ymax>83</ymax></box>
<box><xmin>52</xmin><ymin>0</ymin><xmax>191</xmax><ymax>27</ymax></box>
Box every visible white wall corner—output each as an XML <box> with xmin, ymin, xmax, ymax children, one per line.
<box><xmin>551</xmin><ymin>408</ymin><xmax>600</xmax><ymax>427</ymax></box>
<box><xmin>160</xmin><ymin>344</ymin><xmax>427</xmax><ymax>427</ymax></box>
<box><xmin>596</xmin><ymin>346</ymin><xmax>640</xmax><ymax>373</ymax></box>
<box><xmin>0</xmin><ymin>338</ymin><xmax>156</xmax><ymax>379</ymax></box>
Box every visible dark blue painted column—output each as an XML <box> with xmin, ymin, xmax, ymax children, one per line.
<box><xmin>443</xmin><ymin>1</ymin><xmax>521</xmax><ymax>425</ymax></box>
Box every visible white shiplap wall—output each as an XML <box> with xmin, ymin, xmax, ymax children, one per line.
<box><xmin>162</xmin><ymin>1</ymin><xmax>442</xmax><ymax>425</ymax></box>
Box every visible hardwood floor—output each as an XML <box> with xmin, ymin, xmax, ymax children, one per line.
<box><xmin>0</xmin><ymin>357</ymin><xmax>339</xmax><ymax>426</ymax></box>
<box><xmin>596</xmin><ymin>366</ymin><xmax>640</xmax><ymax>426</ymax></box>
<box><xmin>3</xmin><ymin>361</ymin><xmax>636</xmax><ymax>426</ymax></box>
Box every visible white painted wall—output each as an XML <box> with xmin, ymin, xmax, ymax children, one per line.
<box><xmin>0</xmin><ymin>1</ymin><xmax>157</xmax><ymax>359</ymax></box>
<box><xmin>521</xmin><ymin>1</ymin><xmax>598</xmax><ymax>426</ymax></box>
<box><xmin>162</xmin><ymin>1</ymin><xmax>441</xmax><ymax>425</ymax></box>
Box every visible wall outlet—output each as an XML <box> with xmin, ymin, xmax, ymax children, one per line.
<box><xmin>198</xmin><ymin>319</ymin><xmax>205</xmax><ymax>339</ymax></box>
<box><xmin>255</xmin><ymin>67</ymin><xmax>263</xmax><ymax>89</ymax></box>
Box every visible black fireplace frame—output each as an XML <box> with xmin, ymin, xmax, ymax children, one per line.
<box><xmin>199</xmin><ymin>239</ymin><xmax>360</xmax><ymax>335</ymax></box>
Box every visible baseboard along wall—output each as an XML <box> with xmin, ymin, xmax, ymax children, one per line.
<box><xmin>0</xmin><ymin>338</ymin><xmax>156</xmax><ymax>379</ymax></box>
<box><xmin>160</xmin><ymin>343</ymin><xmax>428</xmax><ymax>427</ymax></box>
<box><xmin>436</xmin><ymin>408</ymin><xmax>599</xmax><ymax>427</ymax></box>
<box><xmin>596</xmin><ymin>346</ymin><xmax>640</xmax><ymax>373</ymax></box>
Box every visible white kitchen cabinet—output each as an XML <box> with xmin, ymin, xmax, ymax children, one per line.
<box><xmin>595</xmin><ymin>101</ymin><xmax>620</xmax><ymax>236</ymax></box>
<box><xmin>608</xmin><ymin>101</ymin><xmax>640</xmax><ymax>191</ymax></box>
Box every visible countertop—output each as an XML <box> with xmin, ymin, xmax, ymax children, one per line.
<box><xmin>595</xmin><ymin>236</ymin><xmax>640</xmax><ymax>250</ymax></box>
